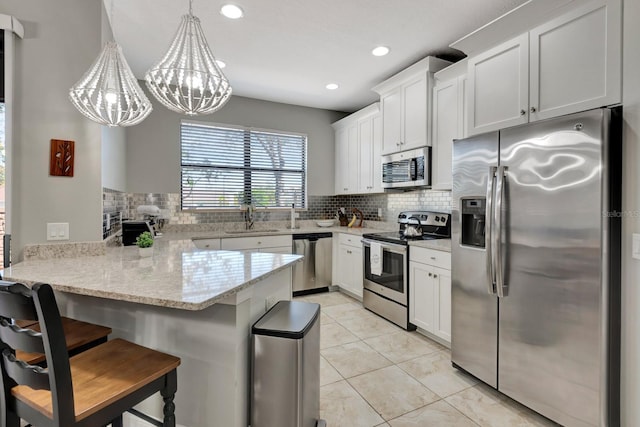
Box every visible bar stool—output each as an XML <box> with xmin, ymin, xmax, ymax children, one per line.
<box><xmin>0</xmin><ymin>282</ymin><xmax>180</xmax><ymax>427</ymax></box>
<box><xmin>13</xmin><ymin>317</ymin><xmax>111</xmax><ymax>366</ymax></box>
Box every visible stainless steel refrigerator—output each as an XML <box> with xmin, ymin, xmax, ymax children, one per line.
<box><xmin>451</xmin><ymin>107</ymin><xmax>621</xmax><ymax>427</ymax></box>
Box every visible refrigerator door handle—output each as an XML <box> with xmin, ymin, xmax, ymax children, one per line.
<box><xmin>495</xmin><ymin>166</ymin><xmax>507</xmax><ymax>298</ymax></box>
<box><xmin>485</xmin><ymin>166</ymin><xmax>497</xmax><ymax>295</ymax></box>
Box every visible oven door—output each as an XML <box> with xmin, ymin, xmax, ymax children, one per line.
<box><xmin>362</xmin><ymin>239</ymin><xmax>407</xmax><ymax>305</ymax></box>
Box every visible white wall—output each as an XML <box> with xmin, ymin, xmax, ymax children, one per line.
<box><xmin>621</xmin><ymin>0</ymin><xmax>640</xmax><ymax>424</ymax></box>
<box><xmin>4</xmin><ymin>0</ymin><xmax>104</xmax><ymax>258</ymax></box>
<box><xmin>125</xmin><ymin>93</ymin><xmax>346</xmax><ymax>195</ymax></box>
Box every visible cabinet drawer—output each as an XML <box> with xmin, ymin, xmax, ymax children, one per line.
<box><xmin>221</xmin><ymin>235</ymin><xmax>292</xmax><ymax>251</ymax></box>
<box><xmin>410</xmin><ymin>247</ymin><xmax>451</xmax><ymax>269</ymax></box>
<box><xmin>338</xmin><ymin>233</ymin><xmax>361</xmax><ymax>248</ymax></box>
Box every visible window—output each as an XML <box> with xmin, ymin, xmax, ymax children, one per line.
<box><xmin>181</xmin><ymin>121</ymin><xmax>307</xmax><ymax>210</ymax></box>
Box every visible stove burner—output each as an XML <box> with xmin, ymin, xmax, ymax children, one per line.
<box><xmin>363</xmin><ymin>211</ymin><xmax>451</xmax><ymax>245</ymax></box>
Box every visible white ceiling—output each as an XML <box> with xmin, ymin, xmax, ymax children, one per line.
<box><xmin>107</xmin><ymin>0</ymin><xmax>528</xmax><ymax>113</ymax></box>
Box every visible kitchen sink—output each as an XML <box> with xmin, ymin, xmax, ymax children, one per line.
<box><xmin>224</xmin><ymin>229</ymin><xmax>280</xmax><ymax>234</ymax></box>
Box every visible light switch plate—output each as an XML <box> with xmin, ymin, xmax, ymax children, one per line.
<box><xmin>633</xmin><ymin>233</ymin><xmax>640</xmax><ymax>260</ymax></box>
<box><xmin>47</xmin><ymin>223</ymin><xmax>69</xmax><ymax>241</ymax></box>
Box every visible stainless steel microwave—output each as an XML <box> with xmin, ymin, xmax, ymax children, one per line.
<box><xmin>382</xmin><ymin>147</ymin><xmax>431</xmax><ymax>189</ymax></box>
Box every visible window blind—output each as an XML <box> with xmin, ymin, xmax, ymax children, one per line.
<box><xmin>181</xmin><ymin>122</ymin><xmax>307</xmax><ymax>210</ymax></box>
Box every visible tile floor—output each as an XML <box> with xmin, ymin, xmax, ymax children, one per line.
<box><xmin>295</xmin><ymin>290</ymin><xmax>560</xmax><ymax>427</ymax></box>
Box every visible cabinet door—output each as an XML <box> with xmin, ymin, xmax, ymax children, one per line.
<box><xmin>349</xmin><ymin>246</ymin><xmax>363</xmax><ymax>299</ymax></box>
<box><xmin>402</xmin><ymin>75</ymin><xmax>428</xmax><ymax>150</ymax></box>
<box><xmin>337</xmin><ymin>244</ymin><xmax>363</xmax><ymax>298</ymax></box>
<box><xmin>529</xmin><ymin>0</ymin><xmax>621</xmax><ymax>121</ymax></box>
<box><xmin>371</xmin><ymin>114</ymin><xmax>383</xmax><ymax>193</ymax></box>
<box><xmin>334</xmin><ymin>128</ymin><xmax>348</xmax><ymax>194</ymax></box>
<box><xmin>409</xmin><ymin>261</ymin><xmax>435</xmax><ymax>332</ymax></box>
<box><xmin>381</xmin><ymin>88</ymin><xmax>402</xmax><ymax>154</ymax></box>
<box><xmin>336</xmin><ymin>245</ymin><xmax>351</xmax><ymax>288</ymax></box>
<box><xmin>433</xmin><ymin>266</ymin><xmax>452</xmax><ymax>344</ymax></box>
<box><xmin>459</xmin><ymin>75</ymin><xmax>468</xmax><ymax>138</ymax></box>
<box><xmin>358</xmin><ymin>117</ymin><xmax>374</xmax><ymax>193</ymax></box>
<box><xmin>432</xmin><ymin>78</ymin><xmax>458</xmax><ymax>190</ymax></box>
<box><xmin>347</xmin><ymin>125</ymin><xmax>359</xmax><ymax>193</ymax></box>
<box><xmin>467</xmin><ymin>33</ymin><xmax>529</xmax><ymax>135</ymax></box>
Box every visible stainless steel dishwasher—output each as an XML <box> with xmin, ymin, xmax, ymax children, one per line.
<box><xmin>292</xmin><ymin>233</ymin><xmax>332</xmax><ymax>296</ymax></box>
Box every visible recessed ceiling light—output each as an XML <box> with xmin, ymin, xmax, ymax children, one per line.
<box><xmin>372</xmin><ymin>46</ymin><xmax>390</xmax><ymax>57</ymax></box>
<box><xmin>216</xmin><ymin>60</ymin><xmax>227</xmax><ymax>69</ymax></box>
<box><xmin>220</xmin><ymin>4</ymin><xmax>244</xmax><ymax>19</ymax></box>
<box><xmin>326</xmin><ymin>83</ymin><xmax>339</xmax><ymax>90</ymax></box>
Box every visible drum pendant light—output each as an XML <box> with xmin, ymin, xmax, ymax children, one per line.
<box><xmin>145</xmin><ymin>0</ymin><xmax>232</xmax><ymax>115</ymax></box>
<box><xmin>69</xmin><ymin>1</ymin><xmax>152</xmax><ymax>127</ymax></box>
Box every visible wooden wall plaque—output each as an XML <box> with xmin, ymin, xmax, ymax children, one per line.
<box><xmin>50</xmin><ymin>139</ymin><xmax>74</xmax><ymax>177</ymax></box>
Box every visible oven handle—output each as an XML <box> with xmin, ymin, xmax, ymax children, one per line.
<box><xmin>361</xmin><ymin>239</ymin><xmax>407</xmax><ymax>255</ymax></box>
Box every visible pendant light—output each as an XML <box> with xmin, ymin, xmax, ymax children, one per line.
<box><xmin>69</xmin><ymin>1</ymin><xmax>152</xmax><ymax>127</ymax></box>
<box><xmin>145</xmin><ymin>0</ymin><xmax>232</xmax><ymax>116</ymax></box>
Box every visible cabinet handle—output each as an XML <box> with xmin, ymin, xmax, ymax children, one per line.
<box><xmin>530</xmin><ymin>106</ymin><xmax>537</xmax><ymax>113</ymax></box>
<box><xmin>433</xmin><ymin>274</ymin><xmax>438</xmax><ymax>278</ymax></box>
<box><xmin>347</xmin><ymin>250</ymin><xmax>352</xmax><ymax>254</ymax></box>
<box><xmin>257</xmin><ymin>241</ymin><xmax>262</xmax><ymax>245</ymax></box>
<box><xmin>396</xmin><ymin>142</ymin><xmax>400</xmax><ymax>147</ymax></box>
<box><xmin>428</xmin><ymin>273</ymin><xmax>432</xmax><ymax>277</ymax></box>
<box><xmin>520</xmin><ymin>109</ymin><xmax>526</xmax><ymax>116</ymax></box>
<box><xmin>430</xmin><ymin>256</ymin><xmax>436</xmax><ymax>260</ymax></box>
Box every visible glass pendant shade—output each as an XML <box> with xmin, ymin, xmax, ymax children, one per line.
<box><xmin>145</xmin><ymin>13</ymin><xmax>232</xmax><ymax>115</ymax></box>
<box><xmin>69</xmin><ymin>42</ymin><xmax>152</xmax><ymax>127</ymax></box>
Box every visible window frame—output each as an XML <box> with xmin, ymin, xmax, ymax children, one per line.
<box><xmin>180</xmin><ymin>120</ymin><xmax>308</xmax><ymax>212</ymax></box>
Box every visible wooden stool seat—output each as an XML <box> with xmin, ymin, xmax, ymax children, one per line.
<box><xmin>12</xmin><ymin>338</ymin><xmax>180</xmax><ymax>422</ymax></box>
<box><xmin>15</xmin><ymin>317</ymin><xmax>111</xmax><ymax>365</ymax></box>
<box><xmin>0</xmin><ymin>282</ymin><xmax>180</xmax><ymax>427</ymax></box>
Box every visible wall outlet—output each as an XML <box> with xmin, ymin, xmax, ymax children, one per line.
<box><xmin>47</xmin><ymin>223</ymin><xmax>69</xmax><ymax>241</ymax></box>
<box><xmin>633</xmin><ymin>233</ymin><xmax>640</xmax><ymax>260</ymax></box>
<box><xmin>106</xmin><ymin>213</ymin><xmax>111</xmax><ymax>230</ymax></box>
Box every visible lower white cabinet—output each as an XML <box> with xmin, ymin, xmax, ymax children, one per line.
<box><xmin>409</xmin><ymin>247</ymin><xmax>452</xmax><ymax>345</ymax></box>
<box><xmin>334</xmin><ymin>234</ymin><xmax>363</xmax><ymax>299</ymax></box>
<box><xmin>221</xmin><ymin>235</ymin><xmax>292</xmax><ymax>254</ymax></box>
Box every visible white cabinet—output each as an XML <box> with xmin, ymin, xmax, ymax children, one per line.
<box><xmin>373</xmin><ymin>57</ymin><xmax>451</xmax><ymax>155</ymax></box>
<box><xmin>332</xmin><ymin>103</ymin><xmax>382</xmax><ymax>195</ymax></box>
<box><xmin>409</xmin><ymin>247</ymin><xmax>452</xmax><ymax>346</ymax></box>
<box><xmin>529</xmin><ymin>0</ymin><xmax>621</xmax><ymax>121</ymax></box>
<box><xmin>334</xmin><ymin>233</ymin><xmax>363</xmax><ymax>299</ymax></box>
<box><xmin>221</xmin><ymin>234</ymin><xmax>292</xmax><ymax>254</ymax></box>
<box><xmin>467</xmin><ymin>33</ymin><xmax>529</xmax><ymax>135</ymax></box>
<box><xmin>467</xmin><ymin>0</ymin><xmax>621</xmax><ymax>135</ymax></box>
<box><xmin>432</xmin><ymin>60</ymin><xmax>467</xmax><ymax>190</ymax></box>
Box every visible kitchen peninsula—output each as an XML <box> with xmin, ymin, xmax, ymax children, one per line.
<box><xmin>3</xmin><ymin>236</ymin><xmax>303</xmax><ymax>427</ymax></box>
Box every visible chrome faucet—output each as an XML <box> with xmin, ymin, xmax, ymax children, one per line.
<box><xmin>245</xmin><ymin>205</ymin><xmax>255</xmax><ymax>230</ymax></box>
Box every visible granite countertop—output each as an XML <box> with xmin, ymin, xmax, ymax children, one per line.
<box><xmin>4</xmin><ymin>238</ymin><xmax>303</xmax><ymax>311</ymax></box>
<box><xmin>408</xmin><ymin>238</ymin><xmax>452</xmax><ymax>252</ymax></box>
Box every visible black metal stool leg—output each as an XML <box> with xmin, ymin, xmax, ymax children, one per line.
<box><xmin>161</xmin><ymin>370</ymin><xmax>177</xmax><ymax>427</ymax></box>
<box><xmin>110</xmin><ymin>415</ymin><xmax>123</xmax><ymax>427</ymax></box>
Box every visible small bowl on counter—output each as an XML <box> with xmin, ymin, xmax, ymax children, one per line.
<box><xmin>316</xmin><ymin>220</ymin><xmax>335</xmax><ymax>227</ymax></box>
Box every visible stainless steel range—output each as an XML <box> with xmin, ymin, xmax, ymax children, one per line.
<box><xmin>362</xmin><ymin>211</ymin><xmax>451</xmax><ymax>330</ymax></box>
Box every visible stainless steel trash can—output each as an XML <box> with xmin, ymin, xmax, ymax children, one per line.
<box><xmin>251</xmin><ymin>300</ymin><xmax>325</xmax><ymax>427</ymax></box>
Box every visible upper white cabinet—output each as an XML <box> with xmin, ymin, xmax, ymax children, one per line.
<box><xmin>432</xmin><ymin>60</ymin><xmax>467</xmax><ymax>190</ymax></box>
<box><xmin>373</xmin><ymin>57</ymin><xmax>451</xmax><ymax>155</ymax></box>
<box><xmin>466</xmin><ymin>0</ymin><xmax>621</xmax><ymax>135</ymax></box>
<box><xmin>467</xmin><ymin>33</ymin><xmax>529</xmax><ymax>135</ymax></box>
<box><xmin>529</xmin><ymin>0</ymin><xmax>621</xmax><ymax>121</ymax></box>
<box><xmin>332</xmin><ymin>103</ymin><xmax>382</xmax><ymax>195</ymax></box>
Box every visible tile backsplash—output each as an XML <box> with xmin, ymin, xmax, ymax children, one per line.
<box><xmin>102</xmin><ymin>187</ymin><xmax>452</xmax><ymax>238</ymax></box>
